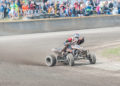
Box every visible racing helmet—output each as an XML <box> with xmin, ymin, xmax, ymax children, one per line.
<box><xmin>73</xmin><ymin>33</ymin><xmax>80</xmax><ymax>38</ymax></box>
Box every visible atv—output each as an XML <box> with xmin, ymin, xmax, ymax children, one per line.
<box><xmin>45</xmin><ymin>44</ymin><xmax>96</xmax><ymax>67</ymax></box>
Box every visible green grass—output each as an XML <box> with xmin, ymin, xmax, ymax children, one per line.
<box><xmin>102</xmin><ymin>47</ymin><xmax>120</xmax><ymax>58</ymax></box>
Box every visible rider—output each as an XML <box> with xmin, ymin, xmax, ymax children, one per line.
<box><xmin>62</xmin><ymin>33</ymin><xmax>84</xmax><ymax>53</ymax></box>
<box><xmin>72</xmin><ymin>33</ymin><xmax>84</xmax><ymax>45</ymax></box>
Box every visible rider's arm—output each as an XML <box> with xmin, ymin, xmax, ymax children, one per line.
<box><xmin>62</xmin><ymin>40</ymin><xmax>71</xmax><ymax>52</ymax></box>
<box><xmin>77</xmin><ymin>37</ymin><xmax>84</xmax><ymax>45</ymax></box>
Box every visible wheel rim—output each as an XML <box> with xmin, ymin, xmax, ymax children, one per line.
<box><xmin>66</xmin><ymin>54</ymin><xmax>74</xmax><ymax>66</ymax></box>
<box><xmin>46</xmin><ymin>56</ymin><xmax>52</xmax><ymax>65</ymax></box>
<box><xmin>46</xmin><ymin>58</ymin><xmax>51</xmax><ymax>63</ymax></box>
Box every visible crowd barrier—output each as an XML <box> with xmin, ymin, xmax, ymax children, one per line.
<box><xmin>0</xmin><ymin>15</ymin><xmax>120</xmax><ymax>35</ymax></box>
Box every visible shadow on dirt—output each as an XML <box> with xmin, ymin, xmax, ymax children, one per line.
<box><xmin>0</xmin><ymin>60</ymin><xmax>46</xmax><ymax>67</ymax></box>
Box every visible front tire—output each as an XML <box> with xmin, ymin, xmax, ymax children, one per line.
<box><xmin>45</xmin><ymin>55</ymin><xmax>56</xmax><ymax>67</ymax></box>
<box><xmin>66</xmin><ymin>54</ymin><xmax>74</xmax><ymax>66</ymax></box>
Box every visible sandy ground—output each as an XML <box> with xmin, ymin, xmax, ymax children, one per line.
<box><xmin>0</xmin><ymin>27</ymin><xmax>120</xmax><ymax>86</ymax></box>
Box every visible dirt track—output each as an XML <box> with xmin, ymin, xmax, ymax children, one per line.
<box><xmin>0</xmin><ymin>27</ymin><xmax>120</xmax><ymax>86</ymax></box>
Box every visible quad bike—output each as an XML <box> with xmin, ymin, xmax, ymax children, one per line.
<box><xmin>45</xmin><ymin>45</ymin><xmax>96</xmax><ymax>67</ymax></box>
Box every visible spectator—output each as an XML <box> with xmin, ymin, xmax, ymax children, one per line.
<box><xmin>1</xmin><ymin>0</ymin><xmax>120</xmax><ymax>20</ymax></box>
<box><xmin>9</xmin><ymin>1</ymin><xmax>15</xmax><ymax>18</ymax></box>
<box><xmin>96</xmin><ymin>5</ymin><xmax>100</xmax><ymax>14</ymax></box>
<box><xmin>29</xmin><ymin>1</ymin><xmax>35</xmax><ymax>16</ymax></box>
<box><xmin>112</xmin><ymin>7</ymin><xmax>118</xmax><ymax>15</ymax></box>
<box><xmin>85</xmin><ymin>3</ymin><xmax>93</xmax><ymax>16</ymax></box>
<box><xmin>0</xmin><ymin>3</ymin><xmax>4</xmax><ymax>19</ymax></box>
<box><xmin>91</xmin><ymin>0</ymin><xmax>97</xmax><ymax>10</ymax></box>
<box><xmin>103</xmin><ymin>1</ymin><xmax>110</xmax><ymax>14</ymax></box>
<box><xmin>86</xmin><ymin>0</ymin><xmax>91</xmax><ymax>6</ymax></box>
<box><xmin>109</xmin><ymin>1</ymin><xmax>114</xmax><ymax>12</ymax></box>
<box><xmin>15</xmin><ymin>1</ymin><xmax>18</xmax><ymax>17</ymax></box>
<box><xmin>117</xmin><ymin>0</ymin><xmax>120</xmax><ymax>14</ymax></box>
<box><xmin>22</xmin><ymin>2</ymin><xmax>28</xmax><ymax>17</ymax></box>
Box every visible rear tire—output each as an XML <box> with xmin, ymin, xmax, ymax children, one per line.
<box><xmin>89</xmin><ymin>53</ymin><xmax>96</xmax><ymax>64</ymax></box>
<box><xmin>66</xmin><ymin>54</ymin><xmax>74</xmax><ymax>66</ymax></box>
<box><xmin>45</xmin><ymin>55</ymin><xmax>56</xmax><ymax>67</ymax></box>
